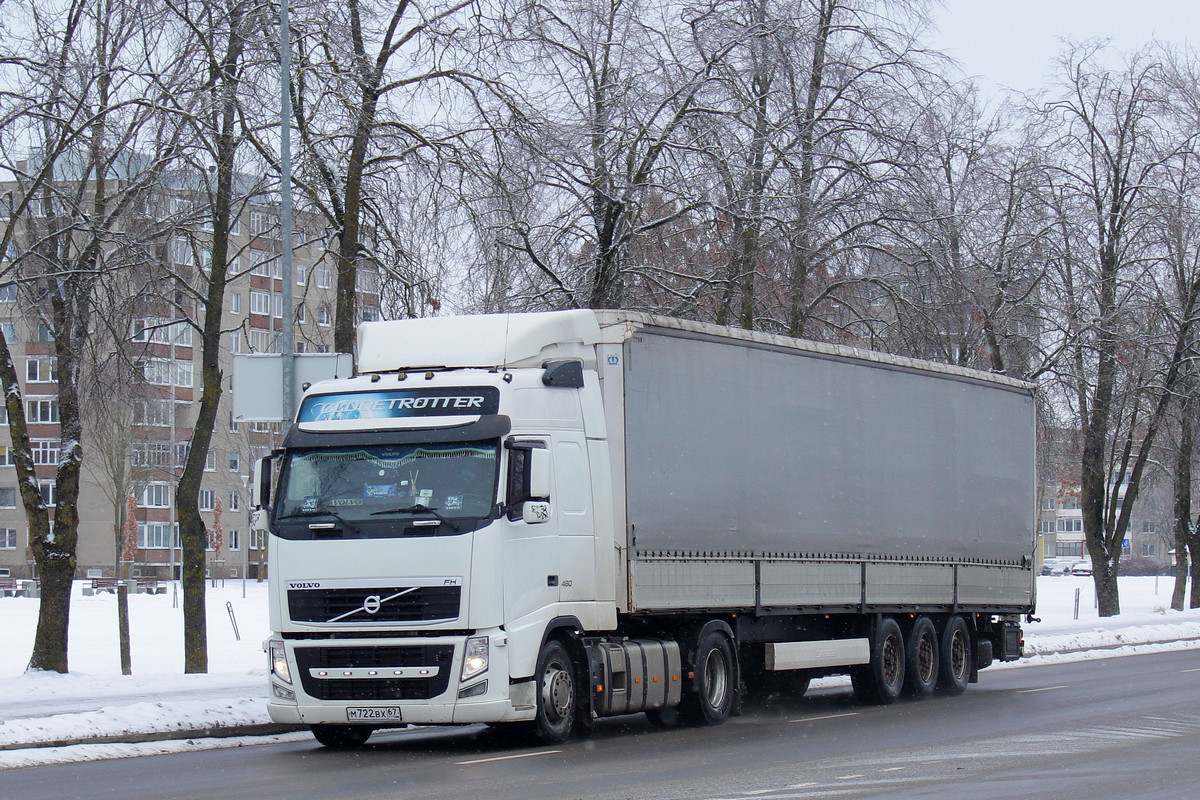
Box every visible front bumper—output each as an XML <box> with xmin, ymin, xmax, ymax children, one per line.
<box><xmin>267</xmin><ymin>630</ymin><xmax>536</xmax><ymax>726</ymax></box>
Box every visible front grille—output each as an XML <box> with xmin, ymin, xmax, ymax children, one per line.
<box><xmin>288</xmin><ymin>586</ymin><xmax>461</xmax><ymax>624</ymax></box>
<box><xmin>295</xmin><ymin>644</ymin><xmax>455</xmax><ymax>701</ymax></box>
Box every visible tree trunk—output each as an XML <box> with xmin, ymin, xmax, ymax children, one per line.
<box><xmin>1172</xmin><ymin>395</ymin><xmax>1193</xmax><ymax>611</ymax></box>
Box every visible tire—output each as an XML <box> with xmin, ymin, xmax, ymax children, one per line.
<box><xmin>903</xmin><ymin>616</ymin><xmax>939</xmax><ymax>698</ymax></box>
<box><xmin>532</xmin><ymin>639</ymin><xmax>577</xmax><ymax>744</ymax></box>
<box><xmin>680</xmin><ymin>629</ymin><xmax>736</xmax><ymax>726</ymax></box>
<box><xmin>850</xmin><ymin>616</ymin><xmax>905</xmax><ymax>705</ymax></box>
<box><xmin>937</xmin><ymin>615</ymin><xmax>971</xmax><ymax>696</ymax></box>
<box><xmin>310</xmin><ymin>724</ymin><xmax>373</xmax><ymax>748</ymax></box>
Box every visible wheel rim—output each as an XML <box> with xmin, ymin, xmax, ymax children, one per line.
<box><xmin>917</xmin><ymin>632</ymin><xmax>936</xmax><ymax>683</ymax></box>
<box><xmin>542</xmin><ymin>658</ymin><xmax>574</xmax><ymax>723</ymax></box>
<box><xmin>702</xmin><ymin>648</ymin><xmax>729</xmax><ymax>708</ymax></box>
<box><xmin>950</xmin><ymin>630</ymin><xmax>967</xmax><ymax>680</ymax></box>
<box><xmin>882</xmin><ymin>635</ymin><xmax>900</xmax><ymax>687</ymax></box>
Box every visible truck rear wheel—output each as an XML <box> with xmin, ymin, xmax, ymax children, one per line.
<box><xmin>532</xmin><ymin>639</ymin><xmax>577</xmax><ymax>744</ymax></box>
<box><xmin>937</xmin><ymin>616</ymin><xmax>971</xmax><ymax>695</ymax></box>
<box><xmin>850</xmin><ymin>616</ymin><xmax>905</xmax><ymax>705</ymax></box>
<box><xmin>903</xmin><ymin>616</ymin><xmax>939</xmax><ymax>697</ymax></box>
<box><xmin>680</xmin><ymin>630</ymin><xmax>736</xmax><ymax>726</ymax></box>
<box><xmin>310</xmin><ymin>724</ymin><xmax>373</xmax><ymax>748</ymax></box>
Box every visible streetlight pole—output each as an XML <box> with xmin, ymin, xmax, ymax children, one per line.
<box><xmin>240</xmin><ymin>473</ymin><xmax>249</xmax><ymax>599</ymax></box>
<box><xmin>279</xmin><ymin>0</ymin><xmax>295</xmax><ymax>423</ymax></box>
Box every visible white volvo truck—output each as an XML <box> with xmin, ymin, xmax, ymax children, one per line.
<box><xmin>257</xmin><ymin>311</ymin><xmax>1036</xmax><ymax>747</ymax></box>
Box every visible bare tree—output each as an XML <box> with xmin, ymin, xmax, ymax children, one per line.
<box><xmin>0</xmin><ymin>0</ymin><xmax>187</xmax><ymax>671</ymax></box>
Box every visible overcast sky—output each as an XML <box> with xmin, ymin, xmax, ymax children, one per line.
<box><xmin>930</xmin><ymin>0</ymin><xmax>1200</xmax><ymax>95</ymax></box>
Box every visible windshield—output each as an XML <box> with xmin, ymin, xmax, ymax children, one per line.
<box><xmin>276</xmin><ymin>440</ymin><xmax>499</xmax><ymax>522</ymax></box>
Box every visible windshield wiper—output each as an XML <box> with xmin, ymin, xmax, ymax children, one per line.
<box><xmin>369</xmin><ymin>504</ymin><xmax>460</xmax><ymax>532</ymax></box>
<box><xmin>279</xmin><ymin>505</ymin><xmax>362</xmax><ymax>535</ymax></box>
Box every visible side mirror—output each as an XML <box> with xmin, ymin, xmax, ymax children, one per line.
<box><xmin>253</xmin><ymin>455</ymin><xmax>273</xmax><ymax>508</ymax></box>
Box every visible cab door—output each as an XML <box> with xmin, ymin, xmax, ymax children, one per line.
<box><xmin>501</xmin><ymin>439</ymin><xmax>560</xmax><ymax>623</ymax></box>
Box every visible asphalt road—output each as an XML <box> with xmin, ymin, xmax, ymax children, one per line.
<box><xmin>3</xmin><ymin>649</ymin><xmax>1198</xmax><ymax>800</ymax></box>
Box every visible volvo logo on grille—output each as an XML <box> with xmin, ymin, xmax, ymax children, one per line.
<box><xmin>363</xmin><ymin>595</ymin><xmax>382</xmax><ymax>615</ymax></box>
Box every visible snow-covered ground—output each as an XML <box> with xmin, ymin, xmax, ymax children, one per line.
<box><xmin>0</xmin><ymin>575</ymin><xmax>1198</xmax><ymax>770</ymax></box>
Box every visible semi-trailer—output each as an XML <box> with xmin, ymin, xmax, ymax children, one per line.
<box><xmin>257</xmin><ymin>310</ymin><xmax>1036</xmax><ymax>747</ymax></box>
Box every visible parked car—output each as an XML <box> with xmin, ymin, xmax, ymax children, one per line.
<box><xmin>1069</xmin><ymin>562</ymin><xmax>1094</xmax><ymax>576</ymax></box>
<box><xmin>1040</xmin><ymin>558</ymin><xmax>1076</xmax><ymax>576</ymax></box>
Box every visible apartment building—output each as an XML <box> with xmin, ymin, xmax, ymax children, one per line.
<box><xmin>0</xmin><ymin>191</ymin><xmax>379</xmax><ymax>581</ymax></box>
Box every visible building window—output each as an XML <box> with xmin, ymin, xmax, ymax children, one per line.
<box><xmin>317</xmin><ymin>304</ymin><xmax>330</xmax><ymax>326</ymax></box>
<box><xmin>132</xmin><ymin>441</ymin><xmax>171</xmax><ymax>467</ymax></box>
<box><xmin>142</xmin><ymin>483</ymin><xmax>172</xmax><ymax>508</ymax></box>
<box><xmin>249</xmin><ymin>210</ymin><xmax>275</xmax><ymax>237</ymax></box>
<box><xmin>1142</xmin><ymin>543</ymin><xmax>1157</xmax><ymax>557</ymax></box>
<box><xmin>229</xmin><ymin>451</ymin><xmax>239</xmax><ymax>472</ymax></box>
<box><xmin>1142</xmin><ymin>520</ymin><xmax>1156</xmax><ymax>534</ymax></box>
<box><xmin>1</xmin><ymin>322</ymin><xmax>15</xmax><ymax>343</ymax></box>
<box><xmin>250</xmin><ymin>290</ymin><xmax>271</xmax><ymax>315</ymax></box>
<box><xmin>1039</xmin><ymin>520</ymin><xmax>1054</xmax><ymax>534</ymax></box>
<box><xmin>356</xmin><ymin>269</ymin><xmax>379</xmax><ymax>293</ymax></box>
<box><xmin>296</xmin><ymin>264</ymin><xmax>306</xmax><ymax>285</ymax></box>
<box><xmin>1055</xmin><ymin>541</ymin><xmax>1084</xmax><ymax>558</ymax></box>
<box><xmin>135</xmin><ymin>399</ymin><xmax>174</xmax><ymax>427</ymax></box>
<box><xmin>38</xmin><ymin>480</ymin><xmax>55</xmax><ymax>507</ymax></box>
<box><xmin>316</xmin><ymin>266</ymin><xmax>331</xmax><ymax>288</ymax></box>
<box><xmin>1040</xmin><ymin>498</ymin><xmax>1055</xmax><ymax>511</ymax></box>
<box><xmin>228</xmin><ymin>529</ymin><xmax>240</xmax><ymax>551</ymax></box>
<box><xmin>296</xmin><ymin>304</ymin><xmax>306</xmax><ymax>324</ymax></box>
<box><xmin>230</xmin><ymin>292</ymin><xmax>241</xmax><ymax>313</ymax></box>
<box><xmin>206</xmin><ymin>451</ymin><xmax>216</xmax><ymax>471</ymax></box>
<box><xmin>31</xmin><ymin>439</ymin><xmax>59</xmax><ymax>466</ymax></box>
<box><xmin>141</xmin><ymin>358</ymin><xmax>192</xmax><ymax>387</ymax></box>
<box><xmin>250</xmin><ymin>529</ymin><xmax>266</xmax><ymax>550</ymax></box>
<box><xmin>229</xmin><ymin>492</ymin><xmax>240</xmax><ymax>511</ymax></box>
<box><xmin>272</xmin><ymin>293</ymin><xmax>283</xmax><ymax>319</ymax></box>
<box><xmin>138</xmin><ymin>522</ymin><xmax>179</xmax><ymax>549</ymax></box>
<box><xmin>199</xmin><ymin>489</ymin><xmax>215</xmax><ymax>511</ymax></box>
<box><xmin>26</xmin><ymin>398</ymin><xmax>59</xmax><ymax>424</ymax></box>
<box><xmin>37</xmin><ymin>322</ymin><xmax>54</xmax><ymax>342</ymax></box>
<box><xmin>0</xmin><ymin>487</ymin><xmax>15</xmax><ymax>508</ymax></box>
<box><xmin>251</xmin><ymin>420</ymin><xmax>271</xmax><ymax>433</ymax></box>
<box><xmin>0</xmin><ymin>446</ymin><xmax>11</xmax><ymax>466</ymax></box>
<box><xmin>1056</xmin><ymin>518</ymin><xmax>1082</xmax><ymax>533</ymax></box>
<box><xmin>361</xmin><ymin>306</ymin><xmax>379</xmax><ymax>322</ymax></box>
<box><xmin>0</xmin><ymin>528</ymin><xmax>16</xmax><ymax>549</ymax></box>
<box><xmin>26</xmin><ymin>356</ymin><xmax>57</xmax><ymax>383</ymax></box>
<box><xmin>0</xmin><ymin>284</ymin><xmax>15</xmax><ymax>302</ymax></box>
<box><xmin>0</xmin><ymin>405</ymin><xmax>6</xmax><ymax>424</ymax></box>
<box><xmin>229</xmin><ymin>331</ymin><xmax>243</xmax><ymax>354</ymax></box>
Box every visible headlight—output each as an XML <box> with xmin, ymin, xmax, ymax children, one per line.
<box><xmin>462</xmin><ymin>636</ymin><xmax>489</xmax><ymax>682</ymax></box>
<box><xmin>270</xmin><ymin>640</ymin><xmax>291</xmax><ymax>684</ymax></box>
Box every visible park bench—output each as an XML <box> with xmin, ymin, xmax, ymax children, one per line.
<box><xmin>88</xmin><ymin>575</ymin><xmax>118</xmax><ymax>594</ymax></box>
<box><xmin>0</xmin><ymin>577</ymin><xmax>25</xmax><ymax>597</ymax></box>
<box><xmin>135</xmin><ymin>576</ymin><xmax>165</xmax><ymax>594</ymax></box>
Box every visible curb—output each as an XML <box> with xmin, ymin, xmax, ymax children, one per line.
<box><xmin>1022</xmin><ymin>632</ymin><xmax>1200</xmax><ymax>658</ymax></box>
<box><xmin>0</xmin><ymin>723</ymin><xmax>306</xmax><ymax>752</ymax></box>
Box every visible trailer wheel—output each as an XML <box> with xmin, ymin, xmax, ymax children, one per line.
<box><xmin>680</xmin><ymin>630</ymin><xmax>736</xmax><ymax>726</ymax></box>
<box><xmin>903</xmin><ymin>616</ymin><xmax>939</xmax><ymax>698</ymax></box>
<box><xmin>936</xmin><ymin>616</ymin><xmax>971</xmax><ymax>696</ymax></box>
<box><xmin>532</xmin><ymin>639</ymin><xmax>577</xmax><ymax>744</ymax></box>
<box><xmin>850</xmin><ymin>616</ymin><xmax>905</xmax><ymax>705</ymax></box>
<box><xmin>310</xmin><ymin>724</ymin><xmax>373</xmax><ymax>748</ymax></box>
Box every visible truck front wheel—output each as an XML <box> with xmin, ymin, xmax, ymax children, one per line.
<box><xmin>851</xmin><ymin>616</ymin><xmax>905</xmax><ymax>705</ymax></box>
<box><xmin>681</xmin><ymin>630</ymin><xmax>736</xmax><ymax>726</ymax></box>
<box><xmin>532</xmin><ymin>639</ymin><xmax>577</xmax><ymax>744</ymax></box>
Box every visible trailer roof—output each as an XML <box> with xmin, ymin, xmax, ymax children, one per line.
<box><xmin>595</xmin><ymin>311</ymin><xmax>1037</xmax><ymax>394</ymax></box>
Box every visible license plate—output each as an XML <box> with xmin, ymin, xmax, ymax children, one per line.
<box><xmin>346</xmin><ymin>706</ymin><xmax>403</xmax><ymax>722</ymax></box>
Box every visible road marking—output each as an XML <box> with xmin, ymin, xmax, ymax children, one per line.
<box><xmin>456</xmin><ymin>750</ymin><xmax>561</xmax><ymax>765</ymax></box>
<box><xmin>835</xmin><ymin>774</ymin><xmax>864</xmax><ymax>780</ymax></box>
<box><xmin>1017</xmin><ymin>685</ymin><xmax>1070</xmax><ymax>693</ymax></box>
<box><xmin>741</xmin><ymin>791</ymin><xmax>776</xmax><ymax>796</ymax></box>
<box><xmin>882</xmin><ymin>767</ymin><xmax>905</xmax><ymax>772</ymax></box>
<box><xmin>786</xmin><ymin>783</ymin><xmax>816</xmax><ymax>789</ymax></box>
<box><xmin>791</xmin><ymin>712</ymin><xmax>860</xmax><ymax>723</ymax></box>
<box><xmin>1180</xmin><ymin>668</ymin><xmax>1200</xmax><ymax>673</ymax></box>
